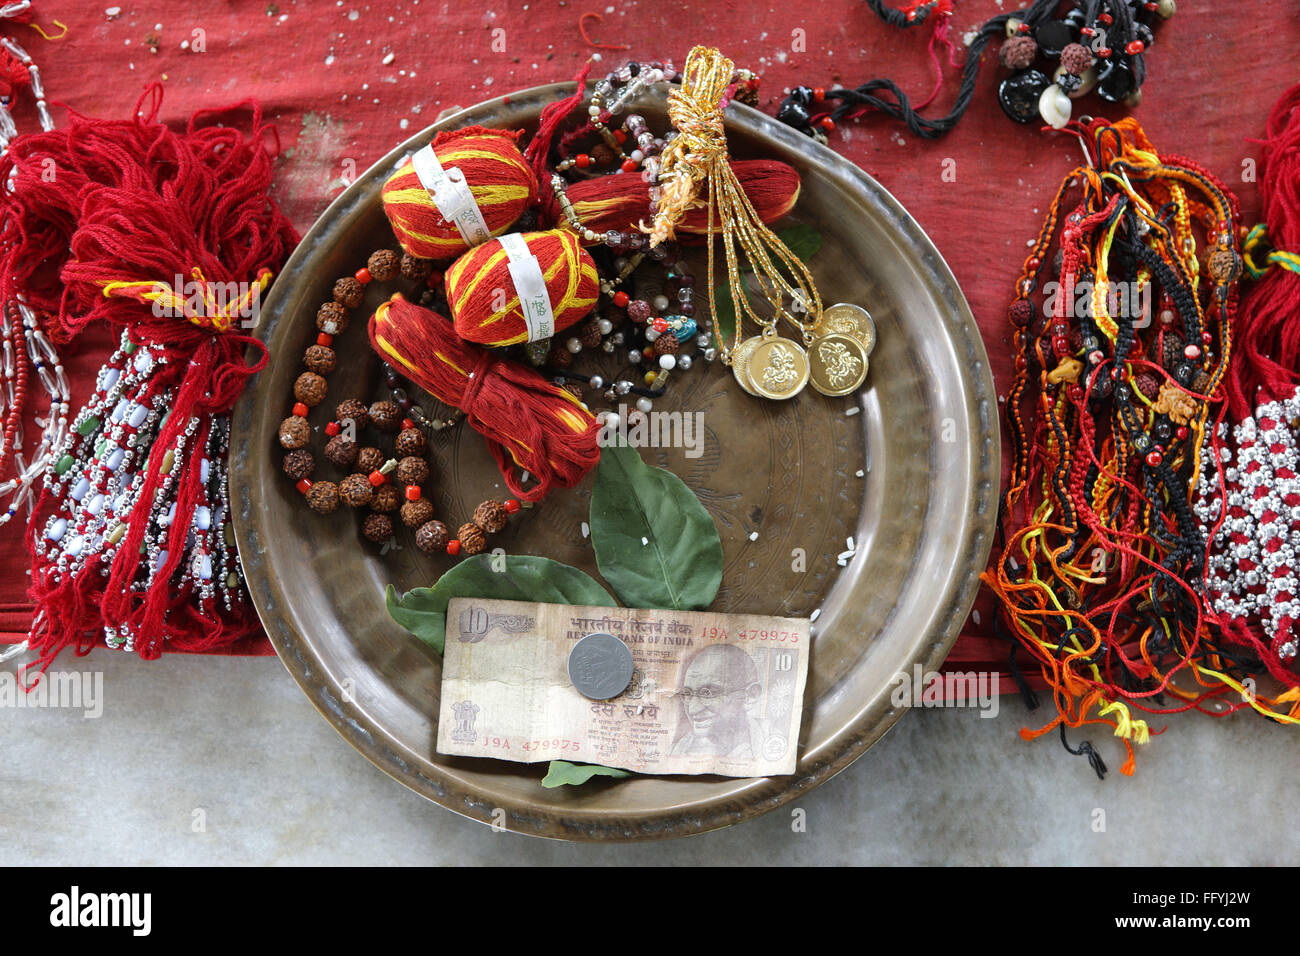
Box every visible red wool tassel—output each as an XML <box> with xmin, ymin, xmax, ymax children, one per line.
<box><xmin>369</xmin><ymin>294</ymin><xmax>599</xmax><ymax>501</ymax></box>
<box><xmin>1</xmin><ymin>85</ymin><xmax>297</xmax><ymax>671</ymax></box>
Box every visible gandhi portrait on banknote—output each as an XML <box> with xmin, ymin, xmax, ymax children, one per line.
<box><xmin>670</xmin><ymin>644</ymin><xmax>767</xmax><ymax>759</ymax></box>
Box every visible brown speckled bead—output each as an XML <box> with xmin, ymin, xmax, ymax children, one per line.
<box><xmin>306</xmin><ymin>480</ymin><xmax>340</xmax><ymax>514</ymax></box>
<box><xmin>653</xmin><ymin>333</ymin><xmax>679</xmax><ymax>356</ymax></box>
<box><xmin>278</xmin><ymin>415</ymin><xmax>310</xmax><ymax>450</ymax></box>
<box><xmin>578</xmin><ymin>320</ymin><xmax>603</xmax><ymax>349</ymax></box>
<box><xmin>458</xmin><ymin>522</ymin><xmax>487</xmax><ymax>554</ymax></box>
<box><xmin>473</xmin><ymin>499</ymin><xmax>508</xmax><ymax>533</ymax></box>
<box><xmin>303</xmin><ymin>344</ymin><xmax>337</xmax><ymax>375</ymax></box>
<box><xmin>282</xmin><ymin>449</ymin><xmax>315</xmax><ymax>480</ymax></box>
<box><xmin>396</xmin><ymin>455</ymin><xmax>429</xmax><ymax>486</ymax></box>
<box><xmin>401</xmin><ymin>497</ymin><xmax>435</xmax><ymax>528</ymax></box>
<box><xmin>400</xmin><ymin>253</ymin><xmax>433</xmax><ymax>281</ymax></box>
<box><xmin>368</xmin><ymin>399</ymin><xmax>402</xmax><ymax>431</ymax></box>
<box><xmin>335</xmin><ymin>398</ymin><xmax>369</xmax><ymax>430</ymax></box>
<box><xmin>340</xmin><ymin>473</ymin><xmax>375</xmax><ymax>508</ymax></box>
<box><xmin>362</xmin><ymin>512</ymin><xmax>394</xmax><ymax>543</ymax></box>
<box><xmin>395</xmin><ymin>427</ymin><xmax>426</xmax><ymax>457</ymax></box>
<box><xmin>1008</xmin><ymin>300</ymin><xmax>1033</xmax><ymax>327</ymax></box>
<box><xmin>416</xmin><ymin>519</ymin><xmax>450</xmax><ymax>554</ymax></box>
<box><xmin>356</xmin><ymin>446</ymin><xmax>385</xmax><ymax>474</ymax></box>
<box><xmin>1208</xmin><ymin>247</ymin><xmax>1240</xmax><ymax>283</ymax></box>
<box><xmin>317</xmin><ymin>301</ymin><xmax>349</xmax><ymax>335</ymax></box>
<box><xmin>294</xmin><ymin>372</ymin><xmax>328</xmax><ymax>407</ymax></box>
<box><xmin>333</xmin><ymin>276</ymin><xmax>365</xmax><ymax>309</ymax></box>
<box><xmin>324</xmin><ymin>435</ymin><xmax>358</xmax><ymax>469</ymax></box>
<box><xmin>372</xmin><ymin>484</ymin><xmax>401</xmax><ymax>513</ymax></box>
<box><xmin>368</xmin><ymin>249</ymin><xmax>401</xmax><ymax>282</ymax></box>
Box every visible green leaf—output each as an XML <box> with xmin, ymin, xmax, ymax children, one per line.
<box><xmin>776</xmin><ymin>224</ymin><xmax>822</xmax><ymax>265</ymax></box>
<box><xmin>542</xmin><ymin>760</ymin><xmax>632</xmax><ymax>788</ymax></box>
<box><xmin>712</xmin><ymin>277</ymin><xmax>736</xmax><ymax>344</ymax></box>
<box><xmin>589</xmin><ymin>442</ymin><xmax>723</xmax><ymax>610</ymax></box>
<box><xmin>385</xmin><ymin>555</ymin><xmax>615</xmax><ymax>654</ymax></box>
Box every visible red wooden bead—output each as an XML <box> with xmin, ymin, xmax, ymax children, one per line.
<box><xmin>612</xmin><ymin>291</ymin><xmax>630</xmax><ymax>308</ymax></box>
<box><xmin>1098</xmin><ymin>12</ymin><xmax>1113</xmax><ymax>24</ymax></box>
<box><xmin>317</xmin><ymin>332</ymin><xmax>334</xmax><ymax>348</ymax></box>
<box><xmin>576</xmin><ymin>153</ymin><xmax>591</xmax><ymax>169</ymax></box>
<box><xmin>1176</xmin><ymin>426</ymin><xmax>1190</xmax><ymax>440</ymax></box>
<box><xmin>1126</xmin><ymin>40</ymin><xmax>1144</xmax><ymax>55</ymax></box>
<box><xmin>1027</xmin><ymin>256</ymin><xmax>1040</xmax><ymax>270</ymax></box>
<box><xmin>1184</xmin><ymin>344</ymin><xmax>1202</xmax><ymax>360</ymax></box>
<box><xmin>612</xmin><ymin>129</ymin><xmax>627</xmax><ymax>145</ymax></box>
<box><xmin>405</xmin><ymin>484</ymin><xmax>421</xmax><ymax>501</ymax></box>
<box><xmin>368</xmin><ymin>470</ymin><xmax>386</xmax><ymax>487</ymax></box>
<box><xmin>295</xmin><ymin>478</ymin><xmax>312</xmax><ymax>494</ymax></box>
<box><xmin>446</xmin><ymin>538</ymin><xmax>462</xmax><ymax>556</ymax></box>
<box><xmin>620</xmin><ymin>158</ymin><xmax>637</xmax><ymax>173</ymax></box>
<box><xmin>355</xmin><ymin>267</ymin><xmax>372</xmax><ymax>285</ymax></box>
<box><xmin>652</xmin><ymin>317</ymin><xmax>669</xmax><ymax>333</ymax></box>
<box><xmin>813</xmin><ymin>87</ymin><xmax>825</xmax><ymax>102</ymax></box>
<box><xmin>1098</xmin><ymin>47</ymin><xmax>1112</xmax><ymax>58</ymax></box>
<box><xmin>1017</xmin><ymin>21</ymin><xmax>1030</xmax><ymax>33</ymax></box>
<box><xmin>503</xmin><ymin>498</ymin><xmax>521</xmax><ymax>514</ymax></box>
<box><xmin>1202</xmin><ymin>331</ymin><xmax>1213</xmax><ymax>344</ymax></box>
<box><xmin>1146</xmin><ymin>450</ymin><xmax>1163</xmax><ymax>468</ymax></box>
<box><xmin>401</xmin><ymin>418</ymin><xmax>415</xmax><ymax>431</ymax></box>
<box><xmin>325</xmin><ymin>421</ymin><xmax>341</xmax><ymax>437</ymax></box>
<box><xmin>293</xmin><ymin>402</ymin><xmax>309</xmax><ymax>418</ymax></box>
<box><xmin>819</xmin><ymin>117</ymin><xmax>835</xmax><ymax>131</ymax></box>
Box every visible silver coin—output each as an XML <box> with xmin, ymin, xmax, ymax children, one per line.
<box><xmin>567</xmin><ymin>632</ymin><xmax>635</xmax><ymax>701</ymax></box>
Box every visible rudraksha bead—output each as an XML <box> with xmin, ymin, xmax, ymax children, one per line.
<box><xmin>401</xmin><ymin>497</ymin><xmax>435</xmax><ymax>528</ymax></box>
<box><xmin>362</xmin><ymin>513</ymin><xmax>394</xmax><ymax>542</ymax></box>
<box><xmin>368</xmin><ymin>400</ymin><xmax>402</xmax><ymax>431</ymax></box>
<box><xmin>333</xmin><ymin>276</ymin><xmax>365</xmax><ymax>309</ymax></box>
<box><xmin>368</xmin><ymin>249</ymin><xmax>401</xmax><ymax>282</ymax></box>
<box><xmin>282</xmin><ymin>449</ymin><xmax>315</xmax><ymax>480</ymax></box>
<box><xmin>396</xmin><ymin>455</ymin><xmax>429</xmax><ymax>486</ymax></box>
<box><xmin>372</xmin><ymin>483</ymin><xmax>401</xmax><ymax>513</ymax></box>
<box><xmin>317</xmin><ymin>301</ymin><xmax>349</xmax><ymax>335</ymax></box>
<box><xmin>340</xmin><ymin>473</ymin><xmax>375</xmax><ymax>508</ymax></box>
<box><xmin>458</xmin><ymin>521</ymin><xmax>486</xmax><ymax>554</ymax></box>
<box><xmin>324</xmin><ymin>435</ymin><xmax>358</xmax><ymax>469</ymax></box>
<box><xmin>356</xmin><ymin>446</ymin><xmax>385</xmax><ymax>474</ymax></box>
<box><xmin>400</xmin><ymin>253</ymin><xmax>434</xmax><ymax>281</ymax></box>
<box><xmin>473</xmin><ymin>499</ymin><xmax>508</xmax><ymax>533</ymax></box>
<box><xmin>306</xmin><ymin>480</ymin><xmax>340</xmax><ymax>514</ymax></box>
<box><xmin>335</xmin><ymin>398</ymin><xmax>369</xmax><ymax>429</ymax></box>
<box><xmin>416</xmin><ymin>519</ymin><xmax>450</xmax><ymax>554</ymax></box>
<box><xmin>395</xmin><ymin>427</ymin><xmax>426</xmax><ymax>457</ymax></box>
<box><xmin>278</xmin><ymin>415</ymin><xmax>310</xmax><ymax>450</ymax></box>
<box><xmin>294</xmin><ymin>372</ymin><xmax>328</xmax><ymax>407</ymax></box>
<box><xmin>303</xmin><ymin>344</ymin><xmax>337</xmax><ymax>374</ymax></box>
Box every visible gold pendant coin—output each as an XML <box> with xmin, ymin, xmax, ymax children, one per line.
<box><xmin>820</xmin><ymin>302</ymin><xmax>877</xmax><ymax>355</ymax></box>
<box><xmin>808</xmin><ymin>332</ymin><xmax>869</xmax><ymax>397</ymax></box>
<box><xmin>747</xmin><ymin>336</ymin><xmax>810</xmax><ymax>400</ymax></box>
<box><xmin>730</xmin><ymin>335</ymin><xmax>763</xmax><ymax>397</ymax></box>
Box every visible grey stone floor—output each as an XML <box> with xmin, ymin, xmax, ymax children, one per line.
<box><xmin>1</xmin><ymin>651</ymin><xmax>1294</xmax><ymax>865</ymax></box>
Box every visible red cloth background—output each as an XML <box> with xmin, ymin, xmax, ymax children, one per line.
<box><xmin>1</xmin><ymin>1</ymin><xmax>1295</xmax><ymax>685</ymax></box>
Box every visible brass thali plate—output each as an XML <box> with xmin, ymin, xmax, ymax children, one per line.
<box><xmin>228</xmin><ymin>83</ymin><xmax>998</xmax><ymax>841</ymax></box>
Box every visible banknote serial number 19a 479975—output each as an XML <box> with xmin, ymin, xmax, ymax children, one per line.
<box><xmin>479</xmin><ymin>736</ymin><xmax>583</xmax><ymax>754</ymax></box>
<box><xmin>699</xmin><ymin>624</ymin><xmax>804</xmax><ymax>643</ymax></box>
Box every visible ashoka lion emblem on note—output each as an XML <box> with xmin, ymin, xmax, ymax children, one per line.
<box><xmin>451</xmin><ymin>700</ymin><xmax>480</xmax><ymax>743</ymax></box>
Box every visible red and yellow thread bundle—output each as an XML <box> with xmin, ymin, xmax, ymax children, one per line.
<box><xmin>444</xmin><ymin>229</ymin><xmax>598</xmax><ymax>346</ymax></box>
<box><xmin>545</xmin><ymin>159</ymin><xmax>800</xmax><ymax>244</ymax></box>
<box><xmin>381</xmin><ymin>125</ymin><xmax>538</xmax><ymax>261</ymax></box>
<box><xmin>369</xmin><ymin>294</ymin><xmax>598</xmax><ymax>500</ymax></box>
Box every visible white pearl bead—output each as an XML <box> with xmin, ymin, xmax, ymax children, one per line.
<box><xmin>653</xmin><ymin>295</ymin><xmax>670</xmax><ymax>312</ymax></box>
<box><xmin>636</xmin><ymin>397</ymin><xmax>652</xmax><ymax>413</ymax></box>
<box><xmin>589</xmin><ymin>375</ymin><xmax>604</xmax><ymax>389</ymax></box>
<box><xmin>658</xmin><ymin>354</ymin><xmax>676</xmax><ymax>370</ymax></box>
<box><xmin>628</xmin><ymin>349</ymin><xmax>642</xmax><ymax>364</ymax></box>
<box><xmin>566</xmin><ymin>337</ymin><xmax>582</xmax><ymax>353</ymax></box>
<box><xmin>677</xmin><ymin>354</ymin><xmax>692</xmax><ymax>370</ymax></box>
<box><xmin>645</xmin><ymin>328</ymin><xmax>659</xmax><ymax>343</ymax></box>
<box><xmin>597</xmin><ymin>318</ymin><xmax>613</xmax><ymax>334</ymax></box>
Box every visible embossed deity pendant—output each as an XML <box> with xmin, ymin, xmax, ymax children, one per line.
<box><xmin>820</xmin><ymin>302</ymin><xmax>877</xmax><ymax>355</ymax></box>
<box><xmin>747</xmin><ymin>335</ymin><xmax>810</xmax><ymax>400</ymax></box>
<box><xmin>730</xmin><ymin>335</ymin><xmax>764</xmax><ymax>397</ymax></box>
<box><xmin>808</xmin><ymin>332</ymin><xmax>869</xmax><ymax>397</ymax></box>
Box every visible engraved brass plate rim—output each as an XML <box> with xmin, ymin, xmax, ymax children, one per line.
<box><xmin>228</xmin><ymin>83</ymin><xmax>999</xmax><ymax>842</ymax></box>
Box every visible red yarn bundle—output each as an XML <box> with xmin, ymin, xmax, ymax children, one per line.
<box><xmin>0</xmin><ymin>85</ymin><xmax>297</xmax><ymax>669</ymax></box>
<box><xmin>543</xmin><ymin>159</ymin><xmax>801</xmax><ymax>243</ymax></box>
<box><xmin>369</xmin><ymin>294</ymin><xmax>599</xmax><ymax>500</ymax></box>
<box><xmin>381</xmin><ymin>125</ymin><xmax>538</xmax><ymax>261</ymax></box>
<box><xmin>444</xmin><ymin>229</ymin><xmax>599</xmax><ymax>346</ymax></box>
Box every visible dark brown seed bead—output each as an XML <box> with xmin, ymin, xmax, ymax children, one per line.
<box><xmin>278</xmin><ymin>415</ymin><xmax>310</xmax><ymax>450</ymax></box>
<box><xmin>317</xmin><ymin>301</ymin><xmax>349</xmax><ymax>335</ymax></box>
<box><xmin>653</xmin><ymin>333</ymin><xmax>680</xmax><ymax>356</ymax></box>
<box><xmin>473</xmin><ymin>499</ymin><xmax>508</xmax><ymax>533</ymax></box>
<box><xmin>356</xmin><ymin>446</ymin><xmax>385</xmax><ymax>474</ymax></box>
<box><xmin>303</xmin><ymin>344</ymin><xmax>337</xmax><ymax>374</ymax></box>
<box><xmin>561</xmin><ymin>381</ymin><xmax>584</xmax><ymax>400</ymax></box>
<box><xmin>626</xmin><ymin>299</ymin><xmax>652</xmax><ymax>323</ymax></box>
<box><xmin>590</xmin><ymin>143</ymin><xmax>616</xmax><ymax>167</ymax></box>
<box><xmin>294</xmin><ymin>372</ymin><xmax>328</xmax><ymax>407</ymax></box>
<box><xmin>324</xmin><ymin>435</ymin><xmax>358</xmax><ymax>469</ymax></box>
<box><xmin>416</xmin><ymin>519</ymin><xmax>450</xmax><ymax>554</ymax></box>
<box><xmin>333</xmin><ymin>276</ymin><xmax>365</xmax><ymax>309</ymax></box>
<box><xmin>369</xmin><ymin>399</ymin><xmax>402</xmax><ymax>431</ymax></box>
<box><xmin>578</xmin><ymin>320</ymin><xmax>603</xmax><ymax>349</ymax></box>
<box><xmin>340</xmin><ymin>473</ymin><xmax>375</xmax><ymax>508</ymax></box>
<box><xmin>396</xmin><ymin>455</ymin><xmax>429</xmax><ymax>486</ymax></box>
<box><xmin>1008</xmin><ymin>300</ymin><xmax>1034</xmax><ymax>328</ymax></box>
<box><xmin>372</xmin><ymin>484</ymin><xmax>401</xmax><ymax>513</ymax></box>
<box><xmin>282</xmin><ymin>448</ymin><xmax>315</xmax><ymax>480</ymax></box>
<box><xmin>395</xmin><ymin>426</ymin><xmax>426</xmax><ymax>457</ymax></box>
<box><xmin>401</xmin><ymin>497</ymin><xmax>435</xmax><ymax>528</ymax></box>
<box><xmin>362</xmin><ymin>512</ymin><xmax>394</xmax><ymax>543</ymax></box>
<box><xmin>335</xmin><ymin>398</ymin><xmax>369</xmax><ymax>430</ymax></box>
<box><xmin>458</xmin><ymin>521</ymin><xmax>487</xmax><ymax>555</ymax></box>
<box><xmin>368</xmin><ymin>249</ymin><xmax>401</xmax><ymax>282</ymax></box>
<box><xmin>548</xmin><ymin>344</ymin><xmax>573</xmax><ymax>368</ymax></box>
<box><xmin>400</xmin><ymin>253</ymin><xmax>434</xmax><ymax>281</ymax></box>
<box><xmin>306</xmin><ymin>480</ymin><xmax>340</xmax><ymax>514</ymax></box>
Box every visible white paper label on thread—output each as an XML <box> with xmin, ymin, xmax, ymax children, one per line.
<box><xmin>498</xmin><ymin>233</ymin><xmax>555</xmax><ymax>343</ymax></box>
<box><xmin>410</xmin><ymin>144</ymin><xmax>492</xmax><ymax>247</ymax></box>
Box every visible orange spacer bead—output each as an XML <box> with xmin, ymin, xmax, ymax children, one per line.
<box><xmin>317</xmin><ymin>332</ymin><xmax>334</xmax><ymax>347</ymax></box>
<box><xmin>368</xmin><ymin>470</ymin><xmax>386</xmax><ymax>487</ymax></box>
<box><xmin>295</xmin><ymin>478</ymin><xmax>312</xmax><ymax>494</ymax></box>
<box><xmin>325</xmin><ymin>421</ymin><xmax>341</xmax><ymax>437</ymax></box>
<box><xmin>405</xmin><ymin>484</ymin><xmax>421</xmax><ymax>501</ymax></box>
<box><xmin>293</xmin><ymin>402</ymin><xmax>309</xmax><ymax>418</ymax></box>
<box><xmin>355</xmin><ymin>267</ymin><xmax>372</xmax><ymax>285</ymax></box>
<box><xmin>620</xmin><ymin>158</ymin><xmax>637</xmax><ymax>173</ymax></box>
<box><xmin>446</xmin><ymin>538</ymin><xmax>462</xmax><ymax>556</ymax></box>
<box><xmin>503</xmin><ymin>498</ymin><xmax>521</xmax><ymax>514</ymax></box>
